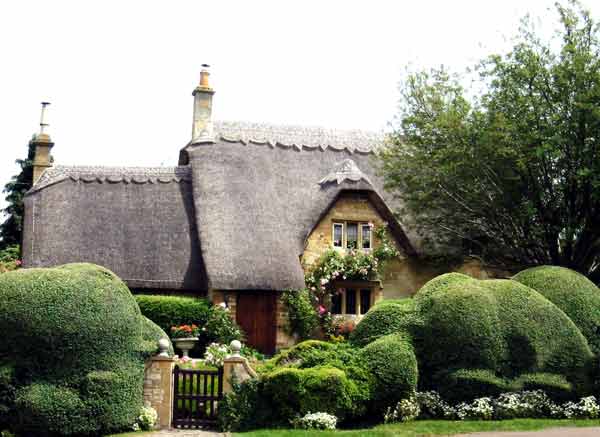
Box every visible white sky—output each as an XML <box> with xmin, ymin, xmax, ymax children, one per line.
<box><xmin>0</xmin><ymin>0</ymin><xmax>596</xmax><ymax>213</ymax></box>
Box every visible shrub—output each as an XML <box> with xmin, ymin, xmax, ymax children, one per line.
<box><xmin>136</xmin><ymin>406</ymin><xmax>158</xmax><ymax>431</ymax></box>
<box><xmin>0</xmin><ymin>263</ymin><xmax>167</xmax><ymax>436</ymax></box>
<box><xmin>561</xmin><ymin>396</ymin><xmax>600</xmax><ymax>419</ymax></box>
<box><xmin>15</xmin><ymin>384</ymin><xmax>93</xmax><ymax>436</ymax></box>
<box><xmin>415</xmin><ymin>391</ymin><xmax>455</xmax><ymax>419</ymax></box>
<box><xmin>292</xmin><ymin>412</ymin><xmax>337</xmax><ymax>430</ymax></box>
<box><xmin>217</xmin><ymin>379</ymin><xmax>273</xmax><ymax>432</ymax></box>
<box><xmin>281</xmin><ymin>288</ymin><xmax>319</xmax><ymax>340</ymax></box>
<box><xmin>349</xmin><ymin>299</ymin><xmax>422</xmax><ymax>347</ymax></box>
<box><xmin>414</xmin><ymin>274</ymin><xmax>593</xmax><ymax>394</ymax></box>
<box><xmin>384</xmin><ymin>396</ymin><xmax>420</xmax><ymax>423</ymax></box>
<box><xmin>135</xmin><ymin>294</ymin><xmax>211</xmax><ymax>335</ymax></box>
<box><xmin>360</xmin><ymin>333</ymin><xmax>418</xmax><ymax>410</ymax></box>
<box><xmin>0</xmin><ymin>364</ymin><xmax>15</xmax><ymax>428</ymax></box>
<box><xmin>263</xmin><ymin>366</ymin><xmax>361</xmax><ymax>423</ymax></box>
<box><xmin>200</xmin><ymin>305</ymin><xmax>243</xmax><ymax>348</ymax></box>
<box><xmin>513</xmin><ymin>373</ymin><xmax>573</xmax><ymax>401</ymax></box>
<box><xmin>514</xmin><ymin>266</ymin><xmax>600</xmax><ymax>354</ymax></box>
<box><xmin>204</xmin><ymin>343</ymin><xmax>230</xmax><ymax>368</ymax></box>
<box><xmin>493</xmin><ymin>391</ymin><xmax>554</xmax><ymax>419</ymax></box>
<box><xmin>435</xmin><ymin>369</ymin><xmax>508</xmax><ymax>402</ymax></box>
<box><xmin>456</xmin><ymin>397</ymin><xmax>494</xmax><ymax>420</ymax></box>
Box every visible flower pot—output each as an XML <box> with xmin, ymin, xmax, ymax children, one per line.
<box><xmin>172</xmin><ymin>337</ymin><xmax>198</xmax><ymax>358</ymax></box>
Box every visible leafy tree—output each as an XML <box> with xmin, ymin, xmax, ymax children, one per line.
<box><xmin>0</xmin><ymin>137</ymin><xmax>35</xmax><ymax>250</ymax></box>
<box><xmin>380</xmin><ymin>1</ymin><xmax>600</xmax><ymax>282</ymax></box>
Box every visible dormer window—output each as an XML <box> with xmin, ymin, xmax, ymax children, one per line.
<box><xmin>332</xmin><ymin>221</ymin><xmax>373</xmax><ymax>251</ymax></box>
<box><xmin>332</xmin><ymin>223</ymin><xmax>344</xmax><ymax>248</ymax></box>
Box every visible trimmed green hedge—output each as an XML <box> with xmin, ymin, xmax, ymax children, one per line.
<box><xmin>514</xmin><ymin>373</ymin><xmax>573</xmax><ymax>400</ymax></box>
<box><xmin>360</xmin><ymin>333</ymin><xmax>418</xmax><ymax>410</ymax></box>
<box><xmin>263</xmin><ymin>366</ymin><xmax>361</xmax><ymax>423</ymax></box>
<box><xmin>514</xmin><ymin>266</ymin><xmax>600</xmax><ymax>354</ymax></box>
<box><xmin>349</xmin><ymin>299</ymin><xmax>423</xmax><ymax>347</ymax></box>
<box><xmin>435</xmin><ymin>369</ymin><xmax>508</xmax><ymax>402</ymax></box>
<box><xmin>414</xmin><ymin>274</ymin><xmax>593</xmax><ymax>394</ymax></box>
<box><xmin>135</xmin><ymin>294</ymin><xmax>211</xmax><ymax>334</ymax></box>
<box><xmin>0</xmin><ymin>263</ymin><xmax>168</xmax><ymax>436</ymax></box>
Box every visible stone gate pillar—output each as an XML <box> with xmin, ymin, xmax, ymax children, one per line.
<box><xmin>143</xmin><ymin>338</ymin><xmax>175</xmax><ymax>429</ymax></box>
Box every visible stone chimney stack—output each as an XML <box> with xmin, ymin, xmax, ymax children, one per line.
<box><xmin>32</xmin><ymin>102</ymin><xmax>54</xmax><ymax>183</ymax></box>
<box><xmin>191</xmin><ymin>64</ymin><xmax>216</xmax><ymax>144</ymax></box>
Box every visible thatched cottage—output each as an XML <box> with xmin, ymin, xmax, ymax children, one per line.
<box><xmin>22</xmin><ymin>68</ymin><xmax>494</xmax><ymax>353</ymax></box>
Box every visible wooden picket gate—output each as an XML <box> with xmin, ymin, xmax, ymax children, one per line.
<box><xmin>172</xmin><ymin>365</ymin><xmax>224</xmax><ymax>428</ymax></box>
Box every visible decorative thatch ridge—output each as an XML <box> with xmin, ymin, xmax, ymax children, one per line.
<box><xmin>319</xmin><ymin>159</ymin><xmax>373</xmax><ymax>186</ymax></box>
<box><xmin>193</xmin><ymin>120</ymin><xmax>384</xmax><ymax>152</ymax></box>
<box><xmin>30</xmin><ymin>165</ymin><xmax>192</xmax><ymax>193</ymax></box>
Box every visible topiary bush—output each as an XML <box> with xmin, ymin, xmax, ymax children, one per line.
<box><xmin>414</xmin><ymin>274</ymin><xmax>593</xmax><ymax>395</ymax></box>
<box><xmin>360</xmin><ymin>333</ymin><xmax>418</xmax><ymax>411</ymax></box>
<box><xmin>514</xmin><ymin>266</ymin><xmax>600</xmax><ymax>354</ymax></box>
<box><xmin>0</xmin><ymin>263</ymin><xmax>169</xmax><ymax>436</ymax></box>
<box><xmin>349</xmin><ymin>299</ymin><xmax>423</xmax><ymax>347</ymax></box>
<box><xmin>262</xmin><ymin>366</ymin><xmax>361</xmax><ymax>424</ymax></box>
<box><xmin>513</xmin><ymin>373</ymin><xmax>574</xmax><ymax>401</ymax></box>
<box><xmin>434</xmin><ymin>369</ymin><xmax>508</xmax><ymax>402</ymax></box>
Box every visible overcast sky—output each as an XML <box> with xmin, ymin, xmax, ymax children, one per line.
<box><xmin>0</xmin><ymin>0</ymin><xmax>596</xmax><ymax>214</ymax></box>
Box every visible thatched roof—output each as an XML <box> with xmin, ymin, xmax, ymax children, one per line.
<box><xmin>23</xmin><ymin>165</ymin><xmax>206</xmax><ymax>290</ymax></box>
<box><xmin>23</xmin><ymin>121</ymin><xmax>414</xmax><ymax>292</ymax></box>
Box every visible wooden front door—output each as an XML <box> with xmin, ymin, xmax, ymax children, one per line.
<box><xmin>236</xmin><ymin>291</ymin><xmax>277</xmax><ymax>355</ymax></box>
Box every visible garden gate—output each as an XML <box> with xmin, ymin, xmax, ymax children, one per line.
<box><xmin>172</xmin><ymin>365</ymin><xmax>224</xmax><ymax>428</ymax></box>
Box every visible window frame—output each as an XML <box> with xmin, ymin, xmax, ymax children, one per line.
<box><xmin>330</xmin><ymin>284</ymin><xmax>374</xmax><ymax>316</ymax></box>
<box><xmin>332</xmin><ymin>222</ymin><xmax>345</xmax><ymax>248</ymax></box>
<box><xmin>331</xmin><ymin>220</ymin><xmax>373</xmax><ymax>251</ymax></box>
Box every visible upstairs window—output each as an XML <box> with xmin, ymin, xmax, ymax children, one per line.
<box><xmin>331</xmin><ymin>221</ymin><xmax>373</xmax><ymax>251</ymax></box>
<box><xmin>346</xmin><ymin>223</ymin><xmax>358</xmax><ymax>249</ymax></box>
<box><xmin>332</xmin><ymin>223</ymin><xmax>344</xmax><ymax>248</ymax></box>
<box><xmin>361</xmin><ymin>224</ymin><xmax>372</xmax><ymax>250</ymax></box>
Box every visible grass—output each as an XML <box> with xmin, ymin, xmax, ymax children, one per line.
<box><xmin>234</xmin><ymin>419</ymin><xmax>600</xmax><ymax>436</ymax></box>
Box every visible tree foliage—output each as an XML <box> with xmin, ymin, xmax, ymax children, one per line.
<box><xmin>0</xmin><ymin>138</ymin><xmax>35</xmax><ymax>249</ymax></box>
<box><xmin>380</xmin><ymin>1</ymin><xmax>600</xmax><ymax>282</ymax></box>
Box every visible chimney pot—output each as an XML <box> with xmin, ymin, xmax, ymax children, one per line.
<box><xmin>191</xmin><ymin>65</ymin><xmax>216</xmax><ymax>144</ymax></box>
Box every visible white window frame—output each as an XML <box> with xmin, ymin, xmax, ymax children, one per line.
<box><xmin>332</xmin><ymin>222</ymin><xmax>344</xmax><ymax>248</ymax></box>
<box><xmin>360</xmin><ymin>223</ymin><xmax>372</xmax><ymax>251</ymax></box>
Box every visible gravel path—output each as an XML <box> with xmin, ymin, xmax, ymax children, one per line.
<box><xmin>454</xmin><ymin>427</ymin><xmax>600</xmax><ymax>436</ymax></box>
<box><xmin>139</xmin><ymin>430</ymin><xmax>225</xmax><ymax>437</ymax></box>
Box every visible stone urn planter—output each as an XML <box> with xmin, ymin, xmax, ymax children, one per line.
<box><xmin>172</xmin><ymin>337</ymin><xmax>198</xmax><ymax>358</ymax></box>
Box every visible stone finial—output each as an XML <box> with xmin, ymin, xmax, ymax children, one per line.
<box><xmin>157</xmin><ymin>338</ymin><xmax>171</xmax><ymax>357</ymax></box>
<box><xmin>191</xmin><ymin>64</ymin><xmax>216</xmax><ymax>144</ymax></box>
<box><xmin>230</xmin><ymin>340</ymin><xmax>242</xmax><ymax>357</ymax></box>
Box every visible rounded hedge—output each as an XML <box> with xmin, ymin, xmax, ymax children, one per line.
<box><xmin>262</xmin><ymin>366</ymin><xmax>361</xmax><ymax>423</ymax></box>
<box><xmin>414</xmin><ymin>274</ymin><xmax>593</xmax><ymax>395</ymax></box>
<box><xmin>514</xmin><ymin>266</ymin><xmax>600</xmax><ymax>354</ymax></box>
<box><xmin>0</xmin><ymin>263</ymin><xmax>168</xmax><ymax>436</ymax></box>
<box><xmin>360</xmin><ymin>333</ymin><xmax>418</xmax><ymax>410</ymax></box>
<box><xmin>349</xmin><ymin>299</ymin><xmax>422</xmax><ymax>347</ymax></box>
<box><xmin>135</xmin><ymin>294</ymin><xmax>211</xmax><ymax>334</ymax></box>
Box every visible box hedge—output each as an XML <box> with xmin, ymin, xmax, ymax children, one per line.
<box><xmin>414</xmin><ymin>274</ymin><xmax>593</xmax><ymax>394</ymax></box>
<box><xmin>514</xmin><ymin>266</ymin><xmax>600</xmax><ymax>354</ymax></box>
<box><xmin>349</xmin><ymin>299</ymin><xmax>423</xmax><ymax>347</ymax></box>
<box><xmin>360</xmin><ymin>333</ymin><xmax>418</xmax><ymax>410</ymax></box>
<box><xmin>0</xmin><ymin>263</ymin><xmax>168</xmax><ymax>436</ymax></box>
<box><xmin>135</xmin><ymin>294</ymin><xmax>211</xmax><ymax>334</ymax></box>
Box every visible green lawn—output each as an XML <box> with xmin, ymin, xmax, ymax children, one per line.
<box><xmin>234</xmin><ymin>419</ymin><xmax>600</xmax><ymax>437</ymax></box>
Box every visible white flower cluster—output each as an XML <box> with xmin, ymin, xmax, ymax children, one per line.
<box><xmin>203</xmin><ymin>342</ymin><xmax>230</xmax><ymax>368</ymax></box>
<box><xmin>408</xmin><ymin>390</ymin><xmax>600</xmax><ymax>421</ymax></box>
<box><xmin>384</xmin><ymin>396</ymin><xmax>421</xmax><ymax>423</ymax></box>
<box><xmin>416</xmin><ymin>391</ymin><xmax>455</xmax><ymax>419</ymax></box>
<box><xmin>293</xmin><ymin>412</ymin><xmax>337</xmax><ymax>430</ymax></box>
<box><xmin>562</xmin><ymin>396</ymin><xmax>600</xmax><ymax>419</ymax></box>
<box><xmin>456</xmin><ymin>397</ymin><xmax>494</xmax><ymax>420</ymax></box>
<box><xmin>494</xmin><ymin>391</ymin><xmax>552</xmax><ymax>419</ymax></box>
<box><xmin>133</xmin><ymin>405</ymin><xmax>158</xmax><ymax>431</ymax></box>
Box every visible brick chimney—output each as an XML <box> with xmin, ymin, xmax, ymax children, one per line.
<box><xmin>32</xmin><ymin>102</ymin><xmax>54</xmax><ymax>183</ymax></box>
<box><xmin>191</xmin><ymin>64</ymin><xmax>216</xmax><ymax>144</ymax></box>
